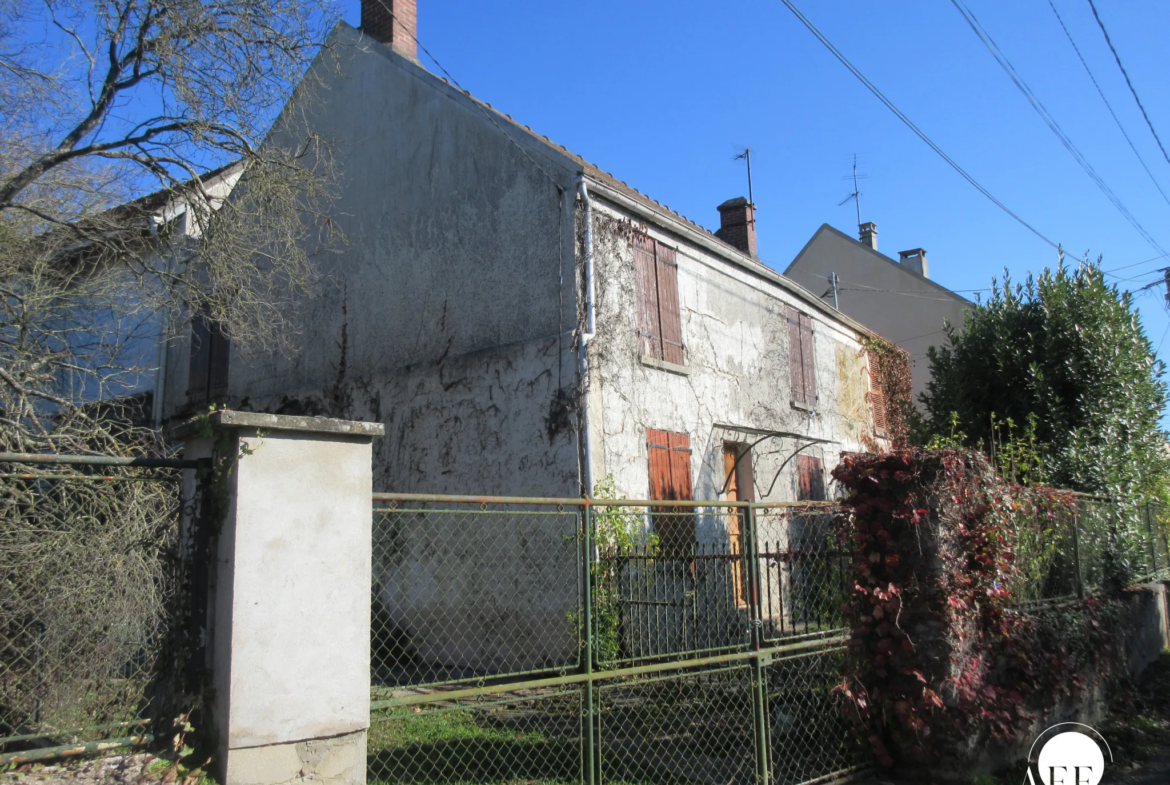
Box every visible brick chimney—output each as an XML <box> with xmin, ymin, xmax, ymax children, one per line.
<box><xmin>715</xmin><ymin>197</ymin><xmax>757</xmax><ymax>257</ymax></box>
<box><xmin>859</xmin><ymin>222</ymin><xmax>878</xmax><ymax>251</ymax></box>
<box><xmin>899</xmin><ymin>248</ymin><xmax>929</xmax><ymax>278</ymax></box>
<box><xmin>361</xmin><ymin>0</ymin><xmax>418</xmax><ymax>62</ymax></box>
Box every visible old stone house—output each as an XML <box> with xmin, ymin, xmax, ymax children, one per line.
<box><xmin>159</xmin><ymin>1</ymin><xmax>893</xmax><ymax>511</ymax></box>
<box><xmin>150</xmin><ymin>0</ymin><xmax>900</xmax><ymax>672</ymax></box>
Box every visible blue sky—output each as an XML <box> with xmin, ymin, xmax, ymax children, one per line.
<box><xmin>341</xmin><ymin>0</ymin><xmax>1170</xmax><ymax>376</ymax></box>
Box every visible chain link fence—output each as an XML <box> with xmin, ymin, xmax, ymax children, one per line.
<box><xmin>0</xmin><ymin>454</ymin><xmax>205</xmax><ymax>766</ymax></box>
<box><xmin>370</xmin><ymin>496</ymin><xmax>866</xmax><ymax>785</ymax></box>
<box><xmin>1008</xmin><ymin>494</ymin><xmax>1170</xmax><ymax>608</ymax></box>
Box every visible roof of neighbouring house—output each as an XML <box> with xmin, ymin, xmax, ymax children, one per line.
<box><xmin>786</xmin><ymin>223</ymin><xmax>974</xmax><ymax>306</ymax></box>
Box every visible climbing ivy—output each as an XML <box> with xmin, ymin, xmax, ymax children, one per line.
<box><xmin>862</xmin><ymin>335</ymin><xmax>913</xmax><ymax>444</ymax></box>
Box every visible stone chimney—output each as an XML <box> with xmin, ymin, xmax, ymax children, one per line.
<box><xmin>859</xmin><ymin>222</ymin><xmax>878</xmax><ymax>251</ymax></box>
<box><xmin>361</xmin><ymin>0</ymin><xmax>418</xmax><ymax>62</ymax></box>
<box><xmin>715</xmin><ymin>197</ymin><xmax>757</xmax><ymax>257</ymax></box>
<box><xmin>899</xmin><ymin>248</ymin><xmax>929</xmax><ymax>278</ymax></box>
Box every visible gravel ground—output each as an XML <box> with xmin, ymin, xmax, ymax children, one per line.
<box><xmin>0</xmin><ymin>753</ymin><xmax>205</xmax><ymax>785</ymax></box>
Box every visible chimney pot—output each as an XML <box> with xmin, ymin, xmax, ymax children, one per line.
<box><xmin>898</xmin><ymin>248</ymin><xmax>929</xmax><ymax>279</ymax></box>
<box><xmin>859</xmin><ymin>222</ymin><xmax>878</xmax><ymax>251</ymax></box>
<box><xmin>715</xmin><ymin>197</ymin><xmax>757</xmax><ymax>257</ymax></box>
<box><xmin>361</xmin><ymin>0</ymin><xmax>418</xmax><ymax>62</ymax></box>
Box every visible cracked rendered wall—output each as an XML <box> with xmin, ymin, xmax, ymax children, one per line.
<box><xmin>585</xmin><ymin>201</ymin><xmax>874</xmax><ymax>521</ymax></box>
<box><xmin>162</xmin><ymin>23</ymin><xmax>582</xmax><ymax>498</ymax></box>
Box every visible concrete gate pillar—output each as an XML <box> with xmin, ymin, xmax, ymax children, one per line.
<box><xmin>178</xmin><ymin>411</ymin><xmax>384</xmax><ymax>785</ymax></box>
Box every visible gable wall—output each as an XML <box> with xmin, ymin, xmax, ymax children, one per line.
<box><xmin>162</xmin><ymin>25</ymin><xmax>582</xmax><ymax>496</ymax></box>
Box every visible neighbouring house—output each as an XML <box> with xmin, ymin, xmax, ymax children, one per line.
<box><xmin>783</xmin><ymin>222</ymin><xmax>973</xmax><ymax>405</ymax></box>
<box><xmin>151</xmin><ymin>1</ymin><xmax>896</xmax><ymax>671</ymax></box>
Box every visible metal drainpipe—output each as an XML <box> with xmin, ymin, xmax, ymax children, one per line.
<box><xmin>576</xmin><ymin>177</ymin><xmax>596</xmax><ymax>495</ymax></box>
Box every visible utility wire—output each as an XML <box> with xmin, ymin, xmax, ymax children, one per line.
<box><xmin>1103</xmin><ymin>251</ymin><xmax>1170</xmax><ymax>274</ymax></box>
<box><xmin>1047</xmin><ymin>0</ymin><xmax>1170</xmax><ymax>210</ymax></box>
<box><xmin>777</xmin><ymin>0</ymin><xmax>1059</xmax><ymax>249</ymax></box>
<box><xmin>1086</xmin><ymin>0</ymin><xmax>1170</xmax><ymax>173</ymax></box>
<box><xmin>950</xmin><ymin>0</ymin><xmax>1166</xmax><ymax>257</ymax></box>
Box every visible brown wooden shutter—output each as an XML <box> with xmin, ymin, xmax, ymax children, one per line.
<box><xmin>646</xmin><ymin>429</ymin><xmax>694</xmax><ymax>557</ymax></box>
<box><xmin>799</xmin><ymin>313</ymin><xmax>817</xmax><ymax>406</ymax></box>
<box><xmin>187</xmin><ymin>312</ymin><xmax>212</xmax><ymax>405</ymax></box>
<box><xmin>634</xmin><ymin>234</ymin><xmax>662</xmax><ymax>359</ymax></box>
<box><xmin>667</xmin><ymin>432</ymin><xmax>693</xmax><ymax>501</ymax></box>
<box><xmin>796</xmin><ymin>455</ymin><xmax>826</xmax><ymax>501</ymax></box>
<box><xmin>787</xmin><ymin>306</ymin><xmax>805</xmax><ymax>406</ymax></box>
<box><xmin>868</xmin><ymin>350</ymin><xmax>888</xmax><ymax>435</ymax></box>
<box><xmin>647</xmin><ymin>428</ymin><xmax>672</xmax><ymax>499</ymax></box>
<box><xmin>655</xmin><ymin>243</ymin><xmax>685</xmax><ymax>365</ymax></box>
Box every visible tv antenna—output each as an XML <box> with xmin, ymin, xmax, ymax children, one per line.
<box><xmin>838</xmin><ymin>154</ymin><xmax>867</xmax><ymax>226</ymax></box>
<box><xmin>734</xmin><ymin>148</ymin><xmax>754</xmax><ymax>205</ymax></box>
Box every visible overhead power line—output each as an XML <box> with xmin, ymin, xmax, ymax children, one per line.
<box><xmin>949</xmin><ymin>0</ymin><xmax>1166</xmax><ymax>257</ymax></box>
<box><xmin>776</xmin><ymin>0</ymin><xmax>1058</xmax><ymax>249</ymax></box>
<box><xmin>1086</xmin><ymin>0</ymin><xmax>1170</xmax><ymax>173</ymax></box>
<box><xmin>1102</xmin><ymin>251</ymin><xmax>1170</xmax><ymax>274</ymax></box>
<box><xmin>1046</xmin><ymin>0</ymin><xmax>1170</xmax><ymax>211</ymax></box>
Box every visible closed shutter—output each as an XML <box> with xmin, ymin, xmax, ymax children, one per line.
<box><xmin>634</xmin><ymin>235</ymin><xmax>662</xmax><ymax>359</ymax></box>
<box><xmin>187</xmin><ymin>313</ymin><xmax>212</xmax><ymax>405</ymax></box>
<box><xmin>655</xmin><ymin>244</ymin><xmax>684</xmax><ymax>365</ymax></box>
<box><xmin>799</xmin><ymin>313</ymin><xmax>817</xmax><ymax>406</ymax></box>
<box><xmin>868</xmin><ymin>350</ymin><xmax>888</xmax><ymax>435</ymax></box>
<box><xmin>786</xmin><ymin>307</ymin><xmax>805</xmax><ymax>406</ymax></box>
<box><xmin>796</xmin><ymin>455</ymin><xmax>826</xmax><ymax>501</ymax></box>
<box><xmin>647</xmin><ymin>428</ymin><xmax>672</xmax><ymax>499</ymax></box>
<box><xmin>647</xmin><ymin>428</ymin><xmax>694</xmax><ymax>558</ymax></box>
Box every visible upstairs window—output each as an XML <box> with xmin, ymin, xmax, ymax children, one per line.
<box><xmin>867</xmin><ymin>350</ymin><xmax>889</xmax><ymax>436</ymax></box>
<box><xmin>187</xmin><ymin>310</ymin><xmax>230</xmax><ymax>407</ymax></box>
<box><xmin>647</xmin><ymin>428</ymin><xmax>694</xmax><ymax>557</ymax></box>
<box><xmin>786</xmin><ymin>306</ymin><xmax>817</xmax><ymax>408</ymax></box>
<box><xmin>634</xmin><ymin>234</ymin><xmax>685</xmax><ymax>366</ymax></box>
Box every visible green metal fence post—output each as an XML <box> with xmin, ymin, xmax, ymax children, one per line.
<box><xmin>744</xmin><ymin>504</ymin><xmax>770</xmax><ymax>785</ymax></box>
<box><xmin>582</xmin><ymin>503</ymin><xmax>597</xmax><ymax>785</ymax></box>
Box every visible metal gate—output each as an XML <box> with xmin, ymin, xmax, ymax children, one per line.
<box><xmin>368</xmin><ymin>494</ymin><xmax>866</xmax><ymax>785</ymax></box>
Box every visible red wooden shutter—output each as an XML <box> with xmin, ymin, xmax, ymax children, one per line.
<box><xmin>667</xmin><ymin>432</ymin><xmax>693</xmax><ymax>501</ymax></box>
<box><xmin>786</xmin><ymin>306</ymin><xmax>805</xmax><ymax>406</ymax></box>
<box><xmin>647</xmin><ymin>429</ymin><xmax>672</xmax><ymax>499</ymax></box>
<box><xmin>634</xmin><ymin>234</ymin><xmax>662</xmax><ymax>359</ymax></box>
<box><xmin>646</xmin><ymin>429</ymin><xmax>694</xmax><ymax>557</ymax></box>
<box><xmin>187</xmin><ymin>313</ymin><xmax>212</xmax><ymax>405</ymax></box>
<box><xmin>655</xmin><ymin>243</ymin><xmax>685</xmax><ymax>365</ymax></box>
<box><xmin>796</xmin><ymin>455</ymin><xmax>826</xmax><ymax>501</ymax></box>
<box><xmin>799</xmin><ymin>313</ymin><xmax>817</xmax><ymax>406</ymax></box>
<box><xmin>868</xmin><ymin>350</ymin><xmax>888</xmax><ymax>435</ymax></box>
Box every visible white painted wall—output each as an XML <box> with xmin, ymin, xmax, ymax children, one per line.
<box><xmin>586</xmin><ymin>198</ymin><xmax>878</xmax><ymax>513</ymax></box>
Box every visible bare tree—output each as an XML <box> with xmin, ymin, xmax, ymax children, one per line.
<box><xmin>0</xmin><ymin>0</ymin><xmax>343</xmax><ymax>454</ymax></box>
